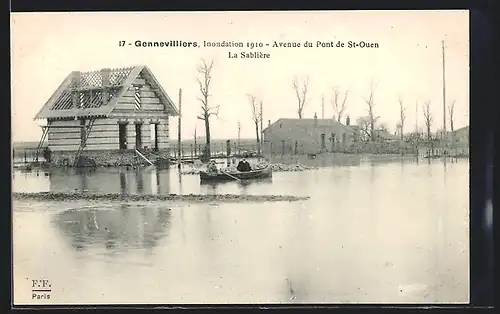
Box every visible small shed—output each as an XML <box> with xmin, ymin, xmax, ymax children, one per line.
<box><xmin>33</xmin><ymin>65</ymin><xmax>179</xmax><ymax>164</ymax></box>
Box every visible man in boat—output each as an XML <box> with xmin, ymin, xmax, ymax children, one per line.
<box><xmin>236</xmin><ymin>158</ymin><xmax>252</xmax><ymax>172</ymax></box>
<box><xmin>207</xmin><ymin>160</ymin><xmax>218</xmax><ymax>175</ymax></box>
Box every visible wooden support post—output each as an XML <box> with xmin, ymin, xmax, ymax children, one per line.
<box><xmin>226</xmin><ymin>140</ymin><xmax>231</xmax><ymax>157</ymax></box>
<box><xmin>177</xmin><ymin>88</ymin><xmax>182</xmax><ymax>169</ymax></box>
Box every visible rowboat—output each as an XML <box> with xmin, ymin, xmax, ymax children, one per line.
<box><xmin>199</xmin><ymin>164</ymin><xmax>273</xmax><ymax>183</ymax></box>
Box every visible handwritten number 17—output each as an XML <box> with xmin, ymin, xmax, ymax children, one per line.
<box><xmin>119</xmin><ymin>41</ymin><xmax>125</xmax><ymax>47</ymax></box>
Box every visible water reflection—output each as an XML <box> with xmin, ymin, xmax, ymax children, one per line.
<box><xmin>53</xmin><ymin>204</ymin><xmax>172</xmax><ymax>253</ymax></box>
<box><xmin>46</xmin><ymin>167</ymin><xmax>171</xmax><ymax>194</ymax></box>
<box><xmin>13</xmin><ymin>158</ymin><xmax>470</xmax><ymax>304</ymax></box>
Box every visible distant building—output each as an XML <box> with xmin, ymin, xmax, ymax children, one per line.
<box><xmin>372</xmin><ymin>129</ymin><xmax>398</xmax><ymax>142</ymax></box>
<box><xmin>448</xmin><ymin>126</ymin><xmax>469</xmax><ymax>145</ymax></box>
<box><xmin>33</xmin><ymin>65</ymin><xmax>179</xmax><ymax>164</ymax></box>
<box><xmin>262</xmin><ymin>115</ymin><xmax>358</xmax><ymax>155</ymax></box>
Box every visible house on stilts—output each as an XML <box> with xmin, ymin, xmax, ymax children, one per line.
<box><xmin>33</xmin><ymin>65</ymin><xmax>179</xmax><ymax>167</ymax></box>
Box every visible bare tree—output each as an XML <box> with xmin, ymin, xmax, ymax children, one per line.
<box><xmin>398</xmin><ymin>96</ymin><xmax>406</xmax><ymax>140</ymax></box>
<box><xmin>363</xmin><ymin>81</ymin><xmax>380</xmax><ymax>141</ymax></box>
<box><xmin>448</xmin><ymin>100</ymin><xmax>455</xmax><ymax>132</ymax></box>
<box><xmin>292</xmin><ymin>76</ymin><xmax>309</xmax><ymax>119</ymax></box>
<box><xmin>196</xmin><ymin>59</ymin><xmax>219</xmax><ymax>159</ymax></box>
<box><xmin>355</xmin><ymin>116</ymin><xmax>371</xmax><ymax>142</ymax></box>
<box><xmin>247</xmin><ymin>94</ymin><xmax>262</xmax><ymax>155</ymax></box>
<box><xmin>331</xmin><ymin>87</ymin><xmax>349</xmax><ymax>123</ymax></box>
<box><xmin>422</xmin><ymin>100</ymin><xmax>433</xmax><ymax>141</ymax></box>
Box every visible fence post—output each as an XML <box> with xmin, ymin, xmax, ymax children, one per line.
<box><xmin>226</xmin><ymin>140</ymin><xmax>231</xmax><ymax>157</ymax></box>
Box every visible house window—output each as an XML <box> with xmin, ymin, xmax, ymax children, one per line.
<box><xmin>279</xmin><ymin>123</ymin><xmax>282</xmax><ymax>128</ymax></box>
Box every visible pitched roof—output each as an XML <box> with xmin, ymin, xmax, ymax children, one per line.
<box><xmin>373</xmin><ymin>129</ymin><xmax>397</xmax><ymax>140</ymax></box>
<box><xmin>34</xmin><ymin>65</ymin><xmax>179</xmax><ymax>120</ymax></box>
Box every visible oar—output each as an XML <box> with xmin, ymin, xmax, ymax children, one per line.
<box><xmin>221</xmin><ymin>170</ymin><xmax>241</xmax><ymax>181</ymax></box>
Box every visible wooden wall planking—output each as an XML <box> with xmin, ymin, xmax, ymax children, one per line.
<box><xmin>87</xmin><ymin>130</ymin><xmax>120</xmax><ymax>139</ymax></box>
<box><xmin>86</xmin><ymin>137</ymin><xmax>119</xmax><ymax>145</ymax></box>
<box><xmin>49</xmin><ymin>132</ymin><xmax>81</xmax><ymax>140</ymax></box>
<box><xmin>90</xmin><ymin>125</ymin><xmax>119</xmax><ymax>132</ymax></box>
<box><xmin>124</xmin><ymin>90</ymin><xmax>156</xmax><ymax>98</ymax></box>
<box><xmin>119</xmin><ymin>96</ymin><xmax>161</xmax><ymax>104</ymax></box>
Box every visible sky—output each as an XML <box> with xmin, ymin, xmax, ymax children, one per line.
<box><xmin>11</xmin><ymin>10</ymin><xmax>469</xmax><ymax>142</ymax></box>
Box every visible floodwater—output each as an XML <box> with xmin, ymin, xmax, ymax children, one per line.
<box><xmin>12</xmin><ymin>157</ymin><xmax>469</xmax><ymax>304</ymax></box>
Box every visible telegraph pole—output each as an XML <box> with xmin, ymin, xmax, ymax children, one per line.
<box><xmin>194</xmin><ymin>127</ymin><xmax>197</xmax><ymax>157</ymax></box>
<box><xmin>442</xmin><ymin>40</ymin><xmax>447</xmax><ymax>142</ymax></box>
<box><xmin>237</xmin><ymin>121</ymin><xmax>241</xmax><ymax>153</ymax></box>
<box><xmin>259</xmin><ymin>101</ymin><xmax>263</xmax><ymax>157</ymax></box>
<box><xmin>177</xmin><ymin>88</ymin><xmax>182</xmax><ymax>169</ymax></box>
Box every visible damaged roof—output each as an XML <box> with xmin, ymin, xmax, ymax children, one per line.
<box><xmin>34</xmin><ymin>65</ymin><xmax>179</xmax><ymax>120</ymax></box>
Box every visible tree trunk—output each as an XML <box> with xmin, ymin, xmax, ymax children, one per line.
<box><xmin>204</xmin><ymin>115</ymin><xmax>211</xmax><ymax>158</ymax></box>
<box><xmin>254</xmin><ymin>121</ymin><xmax>260</xmax><ymax>155</ymax></box>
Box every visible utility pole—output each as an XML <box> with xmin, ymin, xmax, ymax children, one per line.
<box><xmin>194</xmin><ymin>127</ymin><xmax>197</xmax><ymax>157</ymax></box>
<box><xmin>177</xmin><ymin>88</ymin><xmax>182</xmax><ymax>169</ymax></box>
<box><xmin>321</xmin><ymin>94</ymin><xmax>325</xmax><ymax>119</ymax></box>
<box><xmin>442</xmin><ymin>40</ymin><xmax>447</xmax><ymax>143</ymax></box>
<box><xmin>259</xmin><ymin>100</ymin><xmax>263</xmax><ymax>157</ymax></box>
<box><xmin>237</xmin><ymin>121</ymin><xmax>241</xmax><ymax>153</ymax></box>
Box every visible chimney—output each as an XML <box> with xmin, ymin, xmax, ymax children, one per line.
<box><xmin>346</xmin><ymin>115</ymin><xmax>350</xmax><ymax>126</ymax></box>
<box><xmin>101</xmin><ymin>68</ymin><xmax>111</xmax><ymax>105</ymax></box>
<box><xmin>71</xmin><ymin>71</ymin><xmax>81</xmax><ymax>108</ymax></box>
<box><xmin>314</xmin><ymin>113</ymin><xmax>318</xmax><ymax>127</ymax></box>
<box><xmin>268</xmin><ymin>120</ymin><xmax>271</xmax><ymax>127</ymax></box>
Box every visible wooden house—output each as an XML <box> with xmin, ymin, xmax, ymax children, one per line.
<box><xmin>33</xmin><ymin>66</ymin><xmax>179</xmax><ymax>164</ymax></box>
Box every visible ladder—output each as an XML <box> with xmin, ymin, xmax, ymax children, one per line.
<box><xmin>135</xmin><ymin>148</ymin><xmax>154</xmax><ymax>166</ymax></box>
<box><xmin>33</xmin><ymin>121</ymin><xmax>52</xmax><ymax>162</ymax></box>
<box><xmin>74</xmin><ymin>118</ymin><xmax>96</xmax><ymax>165</ymax></box>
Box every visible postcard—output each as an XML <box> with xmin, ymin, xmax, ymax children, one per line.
<box><xmin>11</xmin><ymin>10</ymin><xmax>469</xmax><ymax>305</ymax></box>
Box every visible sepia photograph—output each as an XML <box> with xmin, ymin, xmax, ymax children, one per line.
<box><xmin>11</xmin><ymin>10</ymin><xmax>470</xmax><ymax>305</ymax></box>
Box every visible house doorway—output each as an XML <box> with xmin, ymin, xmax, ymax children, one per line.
<box><xmin>320</xmin><ymin>133</ymin><xmax>326</xmax><ymax>149</ymax></box>
<box><xmin>119</xmin><ymin>123</ymin><xmax>128</xmax><ymax>149</ymax></box>
<box><xmin>150</xmin><ymin>123</ymin><xmax>159</xmax><ymax>151</ymax></box>
<box><xmin>135</xmin><ymin>123</ymin><xmax>143</xmax><ymax>149</ymax></box>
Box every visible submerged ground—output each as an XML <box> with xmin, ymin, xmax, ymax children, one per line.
<box><xmin>12</xmin><ymin>156</ymin><xmax>469</xmax><ymax>304</ymax></box>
